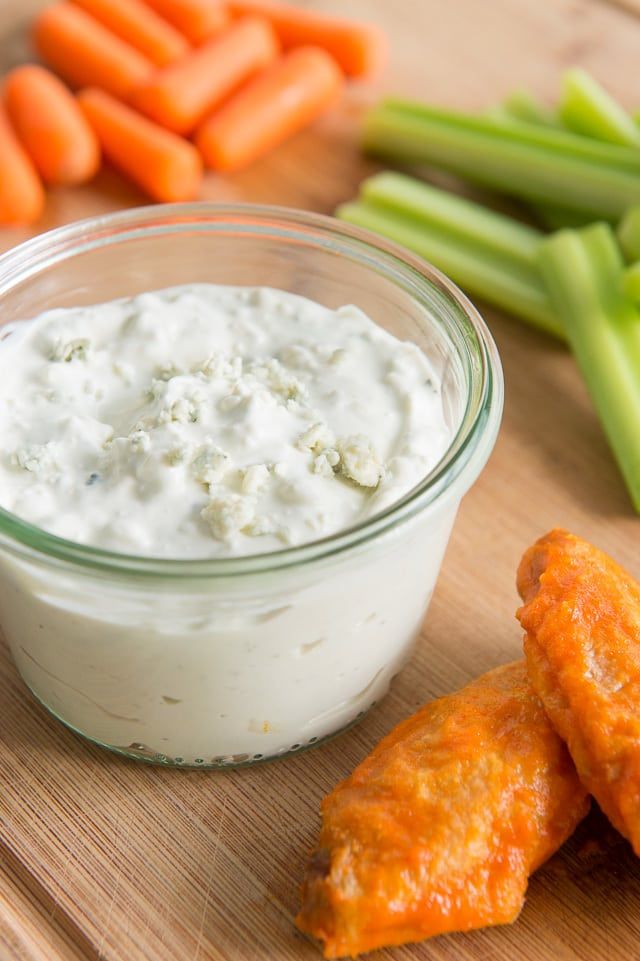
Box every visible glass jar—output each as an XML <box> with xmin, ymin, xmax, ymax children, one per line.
<box><xmin>0</xmin><ymin>204</ymin><xmax>503</xmax><ymax>767</ymax></box>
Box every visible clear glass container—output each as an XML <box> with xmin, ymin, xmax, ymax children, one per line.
<box><xmin>0</xmin><ymin>204</ymin><xmax>503</xmax><ymax>767</ymax></box>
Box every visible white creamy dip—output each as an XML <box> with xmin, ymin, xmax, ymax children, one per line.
<box><xmin>0</xmin><ymin>285</ymin><xmax>449</xmax><ymax>557</ymax></box>
<box><xmin>0</xmin><ymin>283</ymin><xmax>470</xmax><ymax>766</ymax></box>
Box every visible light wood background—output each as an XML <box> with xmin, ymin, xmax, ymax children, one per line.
<box><xmin>1</xmin><ymin>1</ymin><xmax>640</xmax><ymax>959</ymax></box>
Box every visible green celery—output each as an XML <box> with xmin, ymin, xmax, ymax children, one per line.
<box><xmin>559</xmin><ymin>69</ymin><xmax>640</xmax><ymax>148</ymax></box>
<box><xmin>623</xmin><ymin>262</ymin><xmax>640</xmax><ymax>302</ymax></box>
<box><xmin>364</xmin><ymin>102</ymin><xmax>640</xmax><ymax>218</ymax></box>
<box><xmin>500</xmin><ymin>90</ymin><xmax>594</xmax><ymax>230</ymax></box>
<box><xmin>498</xmin><ymin>88</ymin><xmax>609</xmax><ymax>228</ymax></box>
<box><xmin>337</xmin><ymin>199</ymin><xmax>562</xmax><ymax>338</ymax></box>
<box><xmin>360</xmin><ymin>171</ymin><xmax>542</xmax><ymax>268</ymax></box>
<box><xmin>617</xmin><ymin>206</ymin><xmax>640</xmax><ymax>262</ymax></box>
<box><xmin>381</xmin><ymin>98</ymin><xmax>640</xmax><ymax>172</ymax></box>
<box><xmin>538</xmin><ymin>223</ymin><xmax>640</xmax><ymax>511</ymax></box>
<box><xmin>533</xmin><ymin>203</ymin><xmax>604</xmax><ymax>230</ymax></box>
<box><xmin>503</xmin><ymin>89</ymin><xmax>559</xmax><ymax>127</ymax></box>
<box><xmin>485</xmin><ymin>105</ymin><xmax>514</xmax><ymax>123</ymax></box>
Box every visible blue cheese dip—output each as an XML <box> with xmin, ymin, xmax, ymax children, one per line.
<box><xmin>0</xmin><ymin>285</ymin><xmax>450</xmax><ymax>558</ymax></box>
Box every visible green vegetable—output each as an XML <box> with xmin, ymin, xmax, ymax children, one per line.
<box><xmin>559</xmin><ymin>68</ymin><xmax>640</xmax><ymax>148</ymax></box>
<box><xmin>337</xmin><ymin>191</ymin><xmax>561</xmax><ymax>338</ymax></box>
<box><xmin>378</xmin><ymin>98</ymin><xmax>640</xmax><ymax>172</ymax></box>
<box><xmin>498</xmin><ymin>91</ymin><xmax>601</xmax><ymax>229</ymax></box>
<box><xmin>503</xmin><ymin>89</ymin><xmax>559</xmax><ymax>127</ymax></box>
<box><xmin>532</xmin><ymin>203</ymin><xmax>602</xmax><ymax>231</ymax></box>
<box><xmin>617</xmin><ymin>205</ymin><xmax>640</xmax><ymax>262</ymax></box>
<box><xmin>538</xmin><ymin>223</ymin><xmax>640</xmax><ymax>511</ymax></box>
<box><xmin>499</xmin><ymin>78</ymin><xmax>614</xmax><ymax>228</ymax></box>
<box><xmin>484</xmin><ymin>104</ymin><xmax>513</xmax><ymax>124</ymax></box>
<box><xmin>360</xmin><ymin>171</ymin><xmax>541</xmax><ymax>268</ymax></box>
<box><xmin>363</xmin><ymin>100</ymin><xmax>640</xmax><ymax>218</ymax></box>
<box><xmin>623</xmin><ymin>262</ymin><xmax>640</xmax><ymax>302</ymax></box>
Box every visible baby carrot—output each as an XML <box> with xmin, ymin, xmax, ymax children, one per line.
<box><xmin>195</xmin><ymin>45</ymin><xmax>343</xmax><ymax>172</ymax></box>
<box><xmin>131</xmin><ymin>17</ymin><xmax>279</xmax><ymax>135</ymax></box>
<box><xmin>33</xmin><ymin>3</ymin><xmax>154</xmax><ymax>100</ymax></box>
<box><xmin>228</xmin><ymin>0</ymin><xmax>387</xmax><ymax>77</ymax></box>
<box><xmin>70</xmin><ymin>0</ymin><xmax>189</xmax><ymax>67</ymax></box>
<box><xmin>139</xmin><ymin>0</ymin><xmax>229</xmax><ymax>44</ymax></box>
<box><xmin>0</xmin><ymin>104</ymin><xmax>45</xmax><ymax>225</ymax></box>
<box><xmin>77</xmin><ymin>87</ymin><xmax>202</xmax><ymax>202</ymax></box>
<box><xmin>4</xmin><ymin>66</ymin><xmax>101</xmax><ymax>186</ymax></box>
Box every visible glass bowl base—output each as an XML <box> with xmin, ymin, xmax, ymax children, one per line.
<box><xmin>25</xmin><ymin>681</ymin><xmax>379</xmax><ymax>769</ymax></box>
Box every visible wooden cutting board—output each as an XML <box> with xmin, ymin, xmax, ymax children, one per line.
<box><xmin>1</xmin><ymin>1</ymin><xmax>640</xmax><ymax>959</ymax></box>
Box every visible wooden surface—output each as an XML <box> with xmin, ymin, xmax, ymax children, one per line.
<box><xmin>1</xmin><ymin>1</ymin><xmax>640</xmax><ymax>959</ymax></box>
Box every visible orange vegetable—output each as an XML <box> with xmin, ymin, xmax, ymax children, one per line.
<box><xmin>195</xmin><ymin>46</ymin><xmax>343</xmax><ymax>173</ymax></box>
<box><xmin>228</xmin><ymin>0</ymin><xmax>387</xmax><ymax>78</ymax></box>
<box><xmin>33</xmin><ymin>3</ymin><xmax>154</xmax><ymax>100</ymax></box>
<box><xmin>4</xmin><ymin>65</ymin><xmax>100</xmax><ymax>186</ymax></box>
<box><xmin>0</xmin><ymin>104</ymin><xmax>45</xmax><ymax>225</ymax></box>
<box><xmin>131</xmin><ymin>17</ymin><xmax>279</xmax><ymax>135</ymax></box>
<box><xmin>77</xmin><ymin>88</ymin><xmax>202</xmax><ymax>202</ymax></box>
<box><xmin>69</xmin><ymin>0</ymin><xmax>189</xmax><ymax>67</ymax></box>
<box><xmin>139</xmin><ymin>0</ymin><xmax>229</xmax><ymax>44</ymax></box>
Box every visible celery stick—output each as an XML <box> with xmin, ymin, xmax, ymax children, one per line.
<box><xmin>337</xmin><ymin>199</ymin><xmax>562</xmax><ymax>338</ymax></box>
<box><xmin>489</xmin><ymin>105</ymin><xmax>599</xmax><ymax>228</ymax></box>
<box><xmin>538</xmin><ymin>223</ymin><xmax>640</xmax><ymax>511</ymax></box>
<box><xmin>559</xmin><ymin>69</ymin><xmax>640</xmax><ymax>148</ymax></box>
<box><xmin>381</xmin><ymin>98</ymin><xmax>640</xmax><ymax>173</ymax></box>
<box><xmin>503</xmin><ymin>89</ymin><xmax>559</xmax><ymax>127</ymax></box>
<box><xmin>623</xmin><ymin>262</ymin><xmax>640</xmax><ymax>302</ymax></box>
<box><xmin>364</xmin><ymin>105</ymin><xmax>640</xmax><ymax>219</ymax></box>
<box><xmin>485</xmin><ymin>105</ymin><xmax>513</xmax><ymax>123</ymax></box>
<box><xmin>495</xmin><ymin>91</ymin><xmax>612</xmax><ymax>228</ymax></box>
<box><xmin>617</xmin><ymin>206</ymin><xmax>640</xmax><ymax>262</ymax></box>
<box><xmin>360</xmin><ymin>171</ymin><xmax>542</xmax><ymax>268</ymax></box>
<box><xmin>533</xmin><ymin>203</ymin><xmax>603</xmax><ymax>230</ymax></box>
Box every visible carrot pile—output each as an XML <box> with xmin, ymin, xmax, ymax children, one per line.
<box><xmin>0</xmin><ymin>0</ymin><xmax>387</xmax><ymax>224</ymax></box>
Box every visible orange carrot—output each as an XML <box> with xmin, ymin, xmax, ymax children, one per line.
<box><xmin>33</xmin><ymin>3</ymin><xmax>154</xmax><ymax>100</ymax></box>
<box><xmin>131</xmin><ymin>16</ymin><xmax>278</xmax><ymax>134</ymax></box>
<box><xmin>195</xmin><ymin>46</ymin><xmax>343</xmax><ymax>172</ymax></box>
<box><xmin>4</xmin><ymin>65</ymin><xmax>101</xmax><ymax>186</ymax></box>
<box><xmin>77</xmin><ymin>88</ymin><xmax>202</xmax><ymax>202</ymax></box>
<box><xmin>70</xmin><ymin>0</ymin><xmax>189</xmax><ymax>67</ymax></box>
<box><xmin>0</xmin><ymin>104</ymin><xmax>45</xmax><ymax>225</ymax></box>
<box><xmin>139</xmin><ymin>0</ymin><xmax>229</xmax><ymax>44</ymax></box>
<box><xmin>228</xmin><ymin>0</ymin><xmax>387</xmax><ymax>78</ymax></box>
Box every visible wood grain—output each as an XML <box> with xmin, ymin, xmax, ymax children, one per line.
<box><xmin>1</xmin><ymin>1</ymin><xmax>640</xmax><ymax>959</ymax></box>
<box><xmin>606</xmin><ymin>0</ymin><xmax>640</xmax><ymax>19</ymax></box>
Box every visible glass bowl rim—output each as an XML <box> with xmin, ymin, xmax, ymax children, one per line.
<box><xmin>0</xmin><ymin>202</ymin><xmax>503</xmax><ymax>578</ymax></box>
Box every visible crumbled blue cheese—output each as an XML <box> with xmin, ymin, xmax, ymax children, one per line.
<box><xmin>12</xmin><ymin>443</ymin><xmax>60</xmax><ymax>482</ymax></box>
<box><xmin>296</xmin><ymin>422</ymin><xmax>335</xmax><ymax>453</ymax></box>
<box><xmin>49</xmin><ymin>337</ymin><xmax>90</xmax><ymax>363</ymax></box>
<box><xmin>202</xmin><ymin>492</ymin><xmax>256</xmax><ymax>541</ymax></box>
<box><xmin>165</xmin><ymin>443</ymin><xmax>190</xmax><ymax>466</ymax></box>
<box><xmin>241</xmin><ymin>464</ymin><xmax>270</xmax><ymax>495</ymax></box>
<box><xmin>313</xmin><ymin>450</ymin><xmax>340</xmax><ymax>478</ymax></box>
<box><xmin>0</xmin><ymin>285</ymin><xmax>451</xmax><ymax>558</ymax></box>
<box><xmin>129</xmin><ymin>430</ymin><xmax>151</xmax><ymax>454</ymax></box>
<box><xmin>338</xmin><ymin>435</ymin><xmax>382</xmax><ymax>488</ymax></box>
<box><xmin>192</xmin><ymin>442</ymin><xmax>229</xmax><ymax>487</ymax></box>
